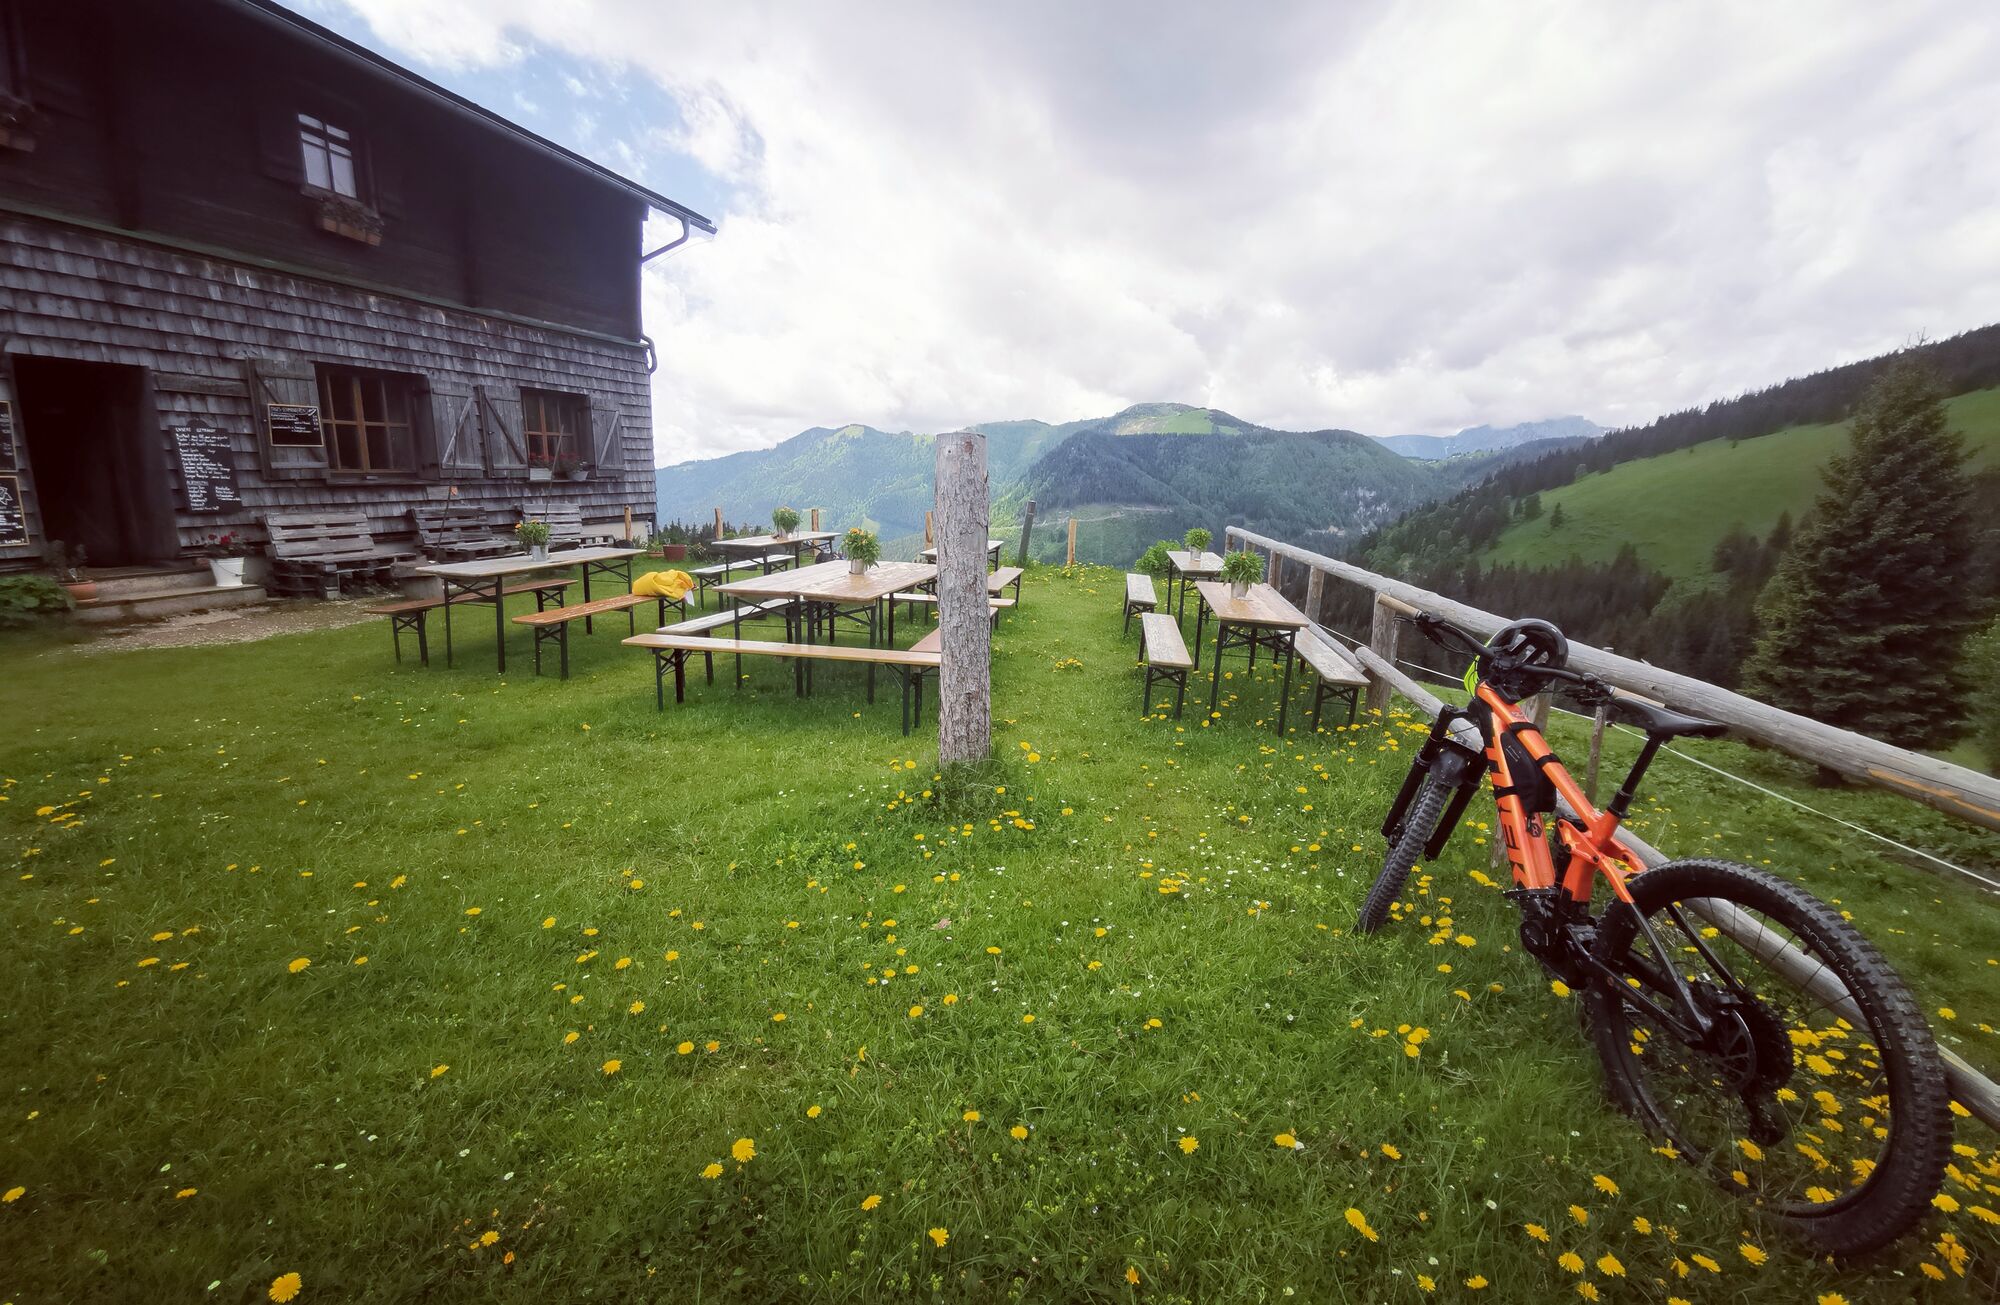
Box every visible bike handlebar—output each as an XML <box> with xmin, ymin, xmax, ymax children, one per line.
<box><xmin>1412</xmin><ymin>612</ymin><xmax>1613</xmax><ymax>702</ymax></box>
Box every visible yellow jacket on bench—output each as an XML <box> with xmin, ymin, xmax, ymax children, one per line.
<box><xmin>634</xmin><ymin>570</ymin><xmax>695</xmax><ymax>601</ymax></box>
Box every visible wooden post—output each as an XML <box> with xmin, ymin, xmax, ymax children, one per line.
<box><xmin>1586</xmin><ymin>705</ymin><xmax>1608</xmax><ymax>804</ymax></box>
<box><xmin>713</xmin><ymin>506</ymin><xmax>723</xmax><ymax>539</ymax></box>
<box><xmin>1017</xmin><ymin>499</ymin><xmax>1037</xmax><ymax>566</ymax></box>
<box><xmin>623</xmin><ymin>505</ymin><xmax>633</xmax><ymax>543</ymax></box>
<box><xmin>1066</xmin><ymin>517</ymin><xmax>1077</xmax><ymax>566</ymax></box>
<box><xmin>1269</xmin><ymin>550</ymin><xmax>1284</xmax><ymax>593</ymax></box>
<box><xmin>1303</xmin><ymin>566</ymin><xmax>1323</xmax><ymax>626</ymax></box>
<box><xmin>1366</xmin><ymin>593</ymin><xmax>1400</xmax><ymax>714</ymax></box>
<box><xmin>935</xmin><ymin>432</ymin><xmax>992</xmax><ymax>765</ymax></box>
<box><xmin>810</xmin><ymin>507</ymin><xmax>821</xmax><ymax>532</ymax></box>
<box><xmin>924</xmin><ymin>511</ymin><xmax>934</xmax><ymax>547</ymax></box>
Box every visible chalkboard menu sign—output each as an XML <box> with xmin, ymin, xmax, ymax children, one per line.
<box><xmin>0</xmin><ymin>474</ymin><xmax>26</xmax><ymax>546</ymax></box>
<box><xmin>267</xmin><ymin>403</ymin><xmax>322</xmax><ymax>446</ymax></box>
<box><xmin>171</xmin><ymin>421</ymin><xmax>242</xmax><ymax>513</ymax></box>
<box><xmin>0</xmin><ymin>399</ymin><xmax>15</xmax><ymax>470</ymax></box>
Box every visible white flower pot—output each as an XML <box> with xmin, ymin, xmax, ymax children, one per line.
<box><xmin>209</xmin><ymin>557</ymin><xmax>246</xmax><ymax>588</ymax></box>
<box><xmin>528</xmin><ymin>544</ymin><xmax>549</xmax><ymax>563</ymax></box>
<box><xmin>1230</xmin><ymin>580</ymin><xmax>1251</xmax><ymax>599</ymax></box>
<box><xmin>850</xmin><ymin>559</ymin><xmax>868</xmax><ymax>574</ymax></box>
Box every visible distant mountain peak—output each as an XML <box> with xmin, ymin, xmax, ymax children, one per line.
<box><xmin>1376</xmin><ymin>416</ymin><xmax>1605</xmax><ymax>460</ymax></box>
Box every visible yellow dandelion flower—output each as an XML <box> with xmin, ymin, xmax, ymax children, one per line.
<box><xmin>268</xmin><ymin>1272</ymin><xmax>302</xmax><ymax>1303</ymax></box>
<box><xmin>1021</xmin><ymin>1014</ymin><xmax>1035</xmax><ymax>1024</ymax></box>
<box><xmin>962</xmin><ymin>1110</ymin><xmax>981</xmax><ymax>1122</ymax></box>
<box><xmin>731</xmin><ymin>1137</ymin><xmax>756</xmax><ymax>1163</ymax></box>
<box><xmin>430</xmin><ymin>1064</ymin><xmax>449</xmax><ymax>1079</ymax></box>
<box><xmin>464</xmin><ymin>907</ymin><xmax>481</xmax><ymax>916</ymax></box>
<box><xmin>602</xmin><ymin>1059</ymin><xmax>621</xmax><ymax>1075</ymax></box>
<box><xmin>676</xmin><ymin>1041</ymin><xmax>693</xmax><ymax>1055</ymax></box>
<box><xmin>1691</xmin><ymin>1253</ymin><xmax>1720</xmax><ymax>1273</ymax></box>
<box><xmin>942</xmin><ymin>993</ymin><xmax>958</xmax><ymax>1005</ymax></box>
<box><xmin>1818</xmin><ymin>1295</ymin><xmax>1848</xmax><ymax>1305</ymax></box>
<box><xmin>1274</xmin><ymin>1132</ymin><xmax>1297</xmax><ymax>1149</ymax></box>
<box><xmin>1568</xmin><ymin>1204</ymin><xmax>1589</xmax><ymax>1225</ymax></box>
<box><xmin>1464</xmin><ymin>1276</ymin><xmax>1488</xmax><ymax>1290</ymax></box>
<box><xmin>771</xmin><ymin>1012</ymin><xmax>786</xmax><ymax>1023</ymax></box>
<box><xmin>287</xmin><ymin>957</ymin><xmax>311</xmax><ymax>974</ymax></box>
<box><xmin>1125</xmin><ymin>1266</ymin><xmax>1140</xmax><ymax>1285</ymax></box>
<box><xmin>1178</xmin><ymin>1136</ymin><xmax>1199</xmax><ymax>1154</ymax></box>
<box><xmin>807</xmin><ymin>1105</ymin><xmax>822</xmax><ymax>1119</ymax></box>
<box><xmin>928</xmin><ymin>1227</ymin><xmax>949</xmax><ymax>1247</ymax></box>
<box><xmin>1738</xmin><ymin>1243</ymin><xmax>1766</xmax><ymax>1266</ymax></box>
<box><xmin>861</xmin><ymin>1194</ymin><xmax>882</xmax><ymax>1211</ymax></box>
<box><xmin>1524</xmin><ymin>1223</ymin><xmax>1549</xmax><ymax>1242</ymax></box>
<box><xmin>1009</xmin><ymin>1125</ymin><xmax>1028</xmax><ymax>1140</ymax></box>
<box><xmin>701</xmin><ymin>1162</ymin><xmax>723</xmax><ymax>1180</ymax></box>
<box><xmin>1576</xmin><ymin>1285</ymin><xmax>1598</xmax><ymax>1302</ymax></box>
<box><xmin>175</xmin><ymin>1187</ymin><xmax>197</xmax><ymax>1199</ymax></box>
<box><xmin>1381</xmin><ymin>1143</ymin><xmax>1401</xmax><ymax>1160</ymax></box>
<box><xmin>564</xmin><ymin>1031</ymin><xmax>579</xmax><ymax>1045</ymax></box>
<box><xmin>908</xmin><ymin>1005</ymin><xmax>924</xmax><ymax>1018</ymax></box>
<box><xmin>1557</xmin><ymin>1252</ymin><xmax>1584</xmax><ymax>1274</ymax></box>
<box><xmin>627</xmin><ymin>1000</ymin><xmax>645</xmax><ymax>1015</ymax></box>
<box><xmin>1591</xmin><ymin>1173</ymin><xmax>1618</xmax><ymax>1196</ymax></box>
<box><xmin>1595</xmin><ymin>1253</ymin><xmax>1624</xmax><ymax>1277</ymax></box>
<box><xmin>1344</xmin><ymin>1207</ymin><xmax>1379</xmax><ymax>1242</ymax></box>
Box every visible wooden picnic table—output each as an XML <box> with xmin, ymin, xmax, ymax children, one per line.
<box><xmin>1168</xmin><ymin>549</ymin><xmax>1224</xmax><ymax>619</ymax></box>
<box><xmin>1192</xmin><ymin>580</ymin><xmax>1310</xmax><ymax>735</ymax></box>
<box><xmin>713</xmin><ymin>531</ymin><xmax>838</xmax><ymax>563</ymax></box>
<box><xmin>919</xmin><ymin>539</ymin><xmax>1005</xmax><ymax>567</ymax></box>
<box><xmin>415</xmin><ymin>547</ymin><xmax>642</xmax><ymax>673</ymax></box>
<box><xmin>714</xmin><ymin>558</ymin><xmax>937</xmax><ymax>700</ymax></box>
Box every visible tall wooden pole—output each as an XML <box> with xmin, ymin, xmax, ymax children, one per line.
<box><xmin>1017</xmin><ymin>499</ymin><xmax>1037</xmax><ymax>566</ymax></box>
<box><xmin>810</xmin><ymin>507</ymin><xmax>821</xmax><ymax>532</ymax></box>
<box><xmin>1366</xmin><ymin>593</ymin><xmax>1400</xmax><ymax>715</ymax></box>
<box><xmin>1304</xmin><ymin>566</ymin><xmax>1325</xmax><ymax>626</ymax></box>
<box><xmin>1066</xmin><ymin>517</ymin><xmax>1077</xmax><ymax>566</ymax></box>
<box><xmin>935</xmin><ymin>431</ymin><xmax>992</xmax><ymax>765</ymax></box>
<box><xmin>712</xmin><ymin>506</ymin><xmax>723</xmax><ymax>539</ymax></box>
<box><xmin>924</xmin><ymin>511</ymin><xmax>934</xmax><ymax>547</ymax></box>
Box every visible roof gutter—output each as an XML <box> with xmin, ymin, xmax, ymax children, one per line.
<box><xmin>231</xmin><ymin>0</ymin><xmax>716</xmax><ymax>234</ymax></box>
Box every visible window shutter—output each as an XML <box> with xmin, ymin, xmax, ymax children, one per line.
<box><xmin>244</xmin><ymin>356</ymin><xmax>325</xmax><ymax>480</ymax></box>
<box><xmin>478</xmin><ymin>384</ymin><xmax>526</xmax><ymax>474</ymax></box>
<box><xmin>370</xmin><ymin>142</ymin><xmax>404</xmax><ymax>220</ymax></box>
<box><xmin>589</xmin><ymin>403</ymin><xmax>624</xmax><ymax>471</ymax></box>
<box><xmin>428</xmin><ymin>383</ymin><xmax>481</xmax><ymax>477</ymax></box>
<box><xmin>254</xmin><ymin>103</ymin><xmax>305</xmax><ymax>185</ymax></box>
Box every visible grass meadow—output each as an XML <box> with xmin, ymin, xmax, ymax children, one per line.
<box><xmin>2</xmin><ymin>564</ymin><xmax>1998</xmax><ymax>1303</ymax></box>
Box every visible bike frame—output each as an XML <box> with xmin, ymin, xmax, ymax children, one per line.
<box><xmin>1475</xmin><ymin>681</ymin><xmax>1645</xmax><ymax>907</ymax></box>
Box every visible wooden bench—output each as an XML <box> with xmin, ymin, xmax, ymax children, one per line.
<box><xmin>655</xmin><ymin>598</ymin><xmax>798</xmax><ymax>687</ymax></box>
<box><xmin>519</xmin><ymin>501</ymin><xmax>615</xmax><ymax>551</ymax></box>
<box><xmin>886</xmin><ymin>591</ymin><xmax>1013</xmax><ymax>638</ymax></box>
<box><xmin>623</xmin><ymin>629</ymin><xmax>943</xmax><ymax>733</ymax></box>
<box><xmin>1295</xmin><ymin>629</ymin><xmax>1368</xmax><ymax>730</ymax></box>
<box><xmin>988</xmin><ymin>566</ymin><xmax>1025</xmax><ymax>604</ymax></box>
<box><xmin>1139</xmin><ymin>612</ymin><xmax>1193</xmax><ymax>718</ymax></box>
<box><xmin>364</xmin><ymin>579</ymin><xmax>572</xmax><ymax>665</ymax></box>
<box><xmin>265</xmin><ymin>511</ymin><xmax>418</xmax><ymax>599</ymax></box>
<box><xmin>411</xmin><ymin>506</ymin><xmax>512</xmax><ymax>562</ymax></box>
<box><xmin>511</xmin><ymin>591</ymin><xmax>693</xmax><ymax>679</ymax></box>
<box><xmin>1123</xmin><ymin>572</ymin><xmax>1158</xmax><ymax>635</ymax></box>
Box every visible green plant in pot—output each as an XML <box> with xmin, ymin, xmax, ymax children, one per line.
<box><xmin>1183</xmin><ymin>526</ymin><xmax>1212</xmax><ymax>555</ymax></box>
<box><xmin>1136</xmin><ymin>540</ymin><xmax>1174</xmax><ymax>579</ymax></box>
<box><xmin>515</xmin><ymin>518</ymin><xmax>553</xmax><ymax>562</ymax></box>
<box><xmin>843</xmin><ymin>527</ymin><xmax>881</xmax><ymax>575</ymax></box>
<box><xmin>772</xmin><ymin>506</ymin><xmax>801</xmax><ymax>540</ymax></box>
<box><xmin>1220</xmin><ymin>547</ymin><xmax>1264</xmax><ymax>598</ymax></box>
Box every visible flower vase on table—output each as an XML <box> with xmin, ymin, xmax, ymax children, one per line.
<box><xmin>529</xmin><ymin>544</ymin><xmax>549</xmax><ymax>563</ymax></box>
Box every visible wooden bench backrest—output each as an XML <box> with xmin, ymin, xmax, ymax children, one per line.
<box><xmin>412</xmin><ymin>506</ymin><xmax>502</xmax><ymax>546</ymax></box>
<box><xmin>265</xmin><ymin>511</ymin><xmax>379</xmax><ymax>560</ymax></box>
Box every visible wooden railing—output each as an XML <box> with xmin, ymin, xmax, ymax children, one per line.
<box><xmin>1225</xmin><ymin>525</ymin><xmax>2000</xmax><ymax>1129</ymax></box>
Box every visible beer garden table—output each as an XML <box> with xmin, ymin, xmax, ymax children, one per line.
<box><xmin>1167</xmin><ymin>549</ymin><xmax>1224</xmax><ymax>619</ymax></box>
<box><xmin>919</xmin><ymin>539</ymin><xmax>1005</xmax><ymax>567</ymax></box>
<box><xmin>713</xmin><ymin>531</ymin><xmax>838</xmax><ymax>565</ymax></box>
<box><xmin>415</xmin><ymin>547</ymin><xmax>642</xmax><ymax>673</ymax></box>
<box><xmin>715</xmin><ymin>558</ymin><xmax>939</xmax><ymax>699</ymax></box>
<box><xmin>1191</xmin><ymin>580</ymin><xmax>1311</xmax><ymax>735</ymax></box>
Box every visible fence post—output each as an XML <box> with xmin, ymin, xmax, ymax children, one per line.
<box><xmin>1586</xmin><ymin>706</ymin><xmax>1608</xmax><ymax>804</ymax></box>
<box><xmin>624</xmin><ymin>505</ymin><xmax>633</xmax><ymax>543</ymax></box>
<box><xmin>810</xmin><ymin>507</ymin><xmax>821</xmax><ymax>533</ymax></box>
<box><xmin>713</xmin><ymin>506</ymin><xmax>723</xmax><ymax>539</ymax></box>
<box><xmin>924</xmin><ymin>510</ymin><xmax>934</xmax><ymax>547</ymax></box>
<box><xmin>1269</xmin><ymin>549</ymin><xmax>1284</xmax><ymax>592</ymax></box>
<box><xmin>1017</xmin><ymin>499</ymin><xmax>1037</xmax><ymax>566</ymax></box>
<box><xmin>936</xmin><ymin>431</ymin><xmax>992</xmax><ymax>765</ymax></box>
<box><xmin>1366</xmin><ymin>593</ymin><xmax>1400</xmax><ymax>715</ymax></box>
<box><xmin>1304</xmin><ymin>566</ymin><xmax>1324</xmax><ymax>625</ymax></box>
<box><xmin>1066</xmin><ymin>517</ymin><xmax>1077</xmax><ymax>566</ymax></box>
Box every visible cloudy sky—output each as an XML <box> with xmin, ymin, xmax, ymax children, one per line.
<box><xmin>303</xmin><ymin>1</ymin><xmax>2000</xmax><ymax>466</ymax></box>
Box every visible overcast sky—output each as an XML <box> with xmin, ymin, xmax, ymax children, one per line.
<box><xmin>306</xmin><ymin>1</ymin><xmax>2000</xmax><ymax>466</ymax></box>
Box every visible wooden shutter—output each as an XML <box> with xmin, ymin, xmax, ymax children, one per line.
<box><xmin>478</xmin><ymin>384</ymin><xmax>527</xmax><ymax>474</ymax></box>
<box><xmin>588</xmin><ymin>403</ymin><xmax>624</xmax><ymax>472</ymax></box>
<box><xmin>254</xmin><ymin>102</ymin><xmax>305</xmax><ymax>185</ymax></box>
<box><xmin>428</xmin><ymin>383</ymin><xmax>482</xmax><ymax>477</ymax></box>
<box><xmin>245</xmin><ymin>356</ymin><xmax>326</xmax><ymax>480</ymax></box>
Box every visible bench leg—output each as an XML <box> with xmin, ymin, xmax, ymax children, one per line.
<box><xmin>704</xmin><ymin>651</ymin><xmax>714</xmax><ymax>684</ymax></box>
<box><xmin>387</xmin><ymin>616</ymin><xmax>402</xmax><ymax>663</ymax></box>
<box><xmin>415</xmin><ymin>612</ymin><xmax>429</xmax><ymax>667</ymax></box>
<box><xmin>1174</xmin><ymin>671</ymin><xmax>1186</xmax><ymax>720</ymax></box>
<box><xmin>655</xmin><ymin>650</ymin><xmax>666</xmax><ymax>710</ymax></box>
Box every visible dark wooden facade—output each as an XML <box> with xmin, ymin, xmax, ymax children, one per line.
<box><xmin>0</xmin><ymin>0</ymin><xmax>708</xmax><ymax>572</ymax></box>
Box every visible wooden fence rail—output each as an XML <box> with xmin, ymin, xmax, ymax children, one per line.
<box><xmin>1227</xmin><ymin>526</ymin><xmax>2000</xmax><ymax>835</ymax></box>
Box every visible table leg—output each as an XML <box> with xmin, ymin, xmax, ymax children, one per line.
<box><xmin>490</xmin><ymin>578</ymin><xmax>505</xmax><ymax>673</ymax></box>
<box><xmin>442</xmin><ymin>581</ymin><xmax>455</xmax><ymax>668</ymax></box>
<box><xmin>1209</xmin><ymin>622</ymin><xmax>1227</xmax><ymax>715</ymax></box>
<box><xmin>1276</xmin><ymin>634</ymin><xmax>1295</xmax><ymax>736</ymax></box>
<box><xmin>581</xmin><ymin>561</ymin><xmax>595</xmax><ymax>633</ymax></box>
<box><xmin>1194</xmin><ymin>602</ymin><xmax>1208</xmax><ymax>670</ymax></box>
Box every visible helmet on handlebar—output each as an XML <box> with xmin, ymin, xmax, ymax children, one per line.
<box><xmin>1482</xmin><ymin>618</ymin><xmax>1568</xmax><ymax>698</ymax></box>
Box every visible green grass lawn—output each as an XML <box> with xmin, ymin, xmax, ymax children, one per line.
<box><xmin>3</xmin><ymin>565</ymin><xmax>1998</xmax><ymax>1302</ymax></box>
<box><xmin>1485</xmin><ymin>387</ymin><xmax>2000</xmax><ymax>594</ymax></box>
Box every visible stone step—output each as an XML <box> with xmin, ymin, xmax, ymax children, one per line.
<box><xmin>74</xmin><ymin>583</ymin><xmax>270</xmax><ymax>626</ymax></box>
<box><xmin>84</xmin><ymin>567</ymin><xmax>221</xmax><ymax>602</ymax></box>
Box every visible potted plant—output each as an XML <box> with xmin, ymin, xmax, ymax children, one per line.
<box><xmin>527</xmin><ymin>453</ymin><xmax>554</xmax><ymax>483</ymax></box>
<box><xmin>772</xmin><ymin>506</ymin><xmax>801</xmax><ymax>540</ymax></box>
<box><xmin>553</xmin><ymin>453</ymin><xmax>586</xmax><ymax>482</ymax></box>
<box><xmin>50</xmin><ymin>540</ymin><xmax>94</xmax><ymax>602</ymax></box>
<box><xmin>1184</xmin><ymin>526</ymin><xmax>1212</xmax><ymax>555</ymax></box>
<box><xmin>516</xmin><ymin>518</ymin><xmax>553</xmax><ymax>563</ymax></box>
<box><xmin>1136</xmin><ymin>540</ymin><xmax>1174</xmax><ymax>578</ymax></box>
<box><xmin>843</xmin><ymin>526</ymin><xmax>881</xmax><ymax>575</ymax></box>
<box><xmin>202</xmin><ymin>530</ymin><xmax>252</xmax><ymax>588</ymax></box>
<box><xmin>1220</xmin><ymin>547</ymin><xmax>1264</xmax><ymax>599</ymax></box>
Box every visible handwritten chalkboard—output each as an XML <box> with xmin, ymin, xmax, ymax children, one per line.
<box><xmin>267</xmin><ymin>403</ymin><xmax>321</xmax><ymax>446</ymax></box>
<box><xmin>0</xmin><ymin>400</ymin><xmax>15</xmax><ymax>470</ymax></box>
<box><xmin>0</xmin><ymin>474</ymin><xmax>26</xmax><ymax>546</ymax></box>
<box><xmin>171</xmin><ymin>421</ymin><xmax>242</xmax><ymax>513</ymax></box>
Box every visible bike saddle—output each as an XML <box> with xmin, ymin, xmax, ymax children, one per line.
<box><xmin>1613</xmin><ymin>697</ymin><xmax>1726</xmax><ymax>740</ymax></box>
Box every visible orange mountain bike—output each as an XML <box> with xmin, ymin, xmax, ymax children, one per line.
<box><xmin>1357</xmin><ymin>613</ymin><xmax>1951</xmax><ymax>1255</ymax></box>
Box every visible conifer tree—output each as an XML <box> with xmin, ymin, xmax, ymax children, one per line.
<box><xmin>1743</xmin><ymin>361</ymin><xmax>1978</xmax><ymax>747</ymax></box>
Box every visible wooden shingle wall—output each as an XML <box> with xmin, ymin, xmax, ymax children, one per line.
<box><xmin>0</xmin><ymin>214</ymin><xmax>657</xmax><ymax>569</ymax></box>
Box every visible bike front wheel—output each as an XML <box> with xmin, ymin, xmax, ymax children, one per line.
<box><xmin>1587</xmin><ymin>858</ymin><xmax>1951</xmax><ymax>1256</ymax></box>
<box><xmin>1357</xmin><ymin>767</ymin><xmax>1454</xmax><ymax>934</ymax></box>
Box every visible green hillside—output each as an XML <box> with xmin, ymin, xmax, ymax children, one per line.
<box><xmin>1484</xmin><ymin>386</ymin><xmax>2000</xmax><ymax>592</ymax></box>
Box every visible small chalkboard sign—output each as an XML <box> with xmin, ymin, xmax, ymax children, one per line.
<box><xmin>0</xmin><ymin>399</ymin><xmax>16</xmax><ymax>470</ymax></box>
<box><xmin>267</xmin><ymin>402</ymin><xmax>322</xmax><ymax>446</ymax></box>
<box><xmin>171</xmin><ymin>420</ymin><xmax>242</xmax><ymax>513</ymax></box>
<box><xmin>0</xmin><ymin>474</ymin><xmax>27</xmax><ymax>546</ymax></box>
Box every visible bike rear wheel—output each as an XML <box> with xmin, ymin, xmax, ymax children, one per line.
<box><xmin>1357</xmin><ymin>769</ymin><xmax>1453</xmax><ymax>934</ymax></box>
<box><xmin>1587</xmin><ymin>858</ymin><xmax>1950</xmax><ymax>1255</ymax></box>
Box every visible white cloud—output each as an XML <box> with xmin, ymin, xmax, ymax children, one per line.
<box><xmin>336</xmin><ymin>0</ymin><xmax>2000</xmax><ymax>464</ymax></box>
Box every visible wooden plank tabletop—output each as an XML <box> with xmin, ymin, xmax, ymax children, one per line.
<box><xmin>712</xmin><ymin>532</ymin><xmax>838</xmax><ymax>551</ymax></box>
<box><xmin>715</xmin><ymin>559</ymin><xmax>937</xmax><ymax>604</ymax></box>
<box><xmin>1193</xmin><ymin>580</ymin><xmax>1309</xmax><ymax>629</ymax></box>
<box><xmin>919</xmin><ymin>539</ymin><xmax>1004</xmax><ymax>559</ymax></box>
<box><xmin>415</xmin><ymin>547</ymin><xmax>642</xmax><ymax>580</ymax></box>
<box><xmin>1168</xmin><ymin>550</ymin><xmax>1225</xmax><ymax>576</ymax></box>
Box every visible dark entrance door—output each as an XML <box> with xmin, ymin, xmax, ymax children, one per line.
<box><xmin>10</xmin><ymin>356</ymin><xmax>178</xmax><ymax>567</ymax></box>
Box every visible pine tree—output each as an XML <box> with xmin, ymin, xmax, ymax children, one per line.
<box><xmin>1548</xmin><ymin>503</ymin><xmax>1565</xmax><ymax>530</ymax></box>
<box><xmin>1742</xmin><ymin>360</ymin><xmax>1979</xmax><ymax>748</ymax></box>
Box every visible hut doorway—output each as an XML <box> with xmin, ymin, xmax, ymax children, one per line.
<box><xmin>10</xmin><ymin>355</ymin><xmax>178</xmax><ymax>567</ymax></box>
